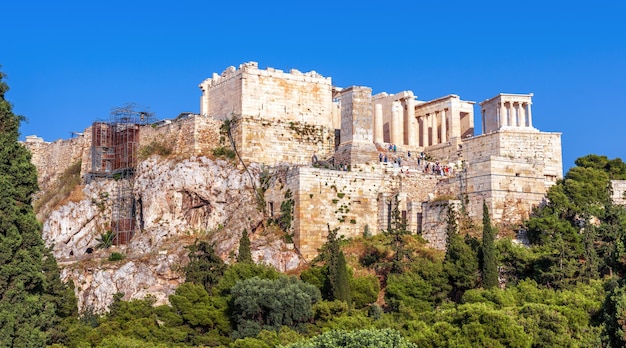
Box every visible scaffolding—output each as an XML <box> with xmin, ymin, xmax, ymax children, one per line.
<box><xmin>89</xmin><ymin>104</ymin><xmax>154</xmax><ymax>245</ymax></box>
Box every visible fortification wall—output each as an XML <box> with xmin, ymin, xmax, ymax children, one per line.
<box><xmin>241</xmin><ymin>66</ymin><xmax>332</xmax><ymax>126</ymax></box>
<box><xmin>199</xmin><ymin>66</ymin><xmax>243</xmax><ymax>119</ymax></box>
<box><xmin>463</xmin><ymin>129</ymin><xmax>562</xmax><ymax>179</ymax></box>
<box><xmin>232</xmin><ymin>117</ymin><xmax>335</xmax><ymax>166</ymax></box>
<box><xmin>438</xmin><ymin>129</ymin><xmax>562</xmax><ymax>225</ymax></box>
<box><xmin>23</xmin><ymin>134</ymin><xmax>92</xmax><ymax>191</ymax></box>
<box><xmin>287</xmin><ymin>167</ymin><xmax>438</xmax><ymax>260</ymax></box>
<box><xmin>140</xmin><ymin>115</ymin><xmax>222</xmax><ymax>157</ymax></box>
<box><xmin>200</xmin><ymin>62</ymin><xmax>333</xmax><ymax>127</ymax></box>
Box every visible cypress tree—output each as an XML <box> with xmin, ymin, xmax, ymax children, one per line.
<box><xmin>482</xmin><ymin>201</ymin><xmax>498</xmax><ymax>288</ymax></box>
<box><xmin>325</xmin><ymin>224</ymin><xmax>351</xmax><ymax>304</ymax></box>
<box><xmin>0</xmin><ymin>69</ymin><xmax>77</xmax><ymax>346</ymax></box>
<box><xmin>443</xmin><ymin>204</ymin><xmax>479</xmax><ymax>301</ymax></box>
<box><xmin>237</xmin><ymin>229</ymin><xmax>253</xmax><ymax>263</ymax></box>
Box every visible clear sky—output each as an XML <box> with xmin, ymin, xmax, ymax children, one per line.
<box><xmin>3</xmin><ymin>0</ymin><xmax>625</xmax><ymax>172</ymax></box>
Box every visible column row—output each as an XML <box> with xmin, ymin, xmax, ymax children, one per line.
<box><xmin>497</xmin><ymin>102</ymin><xmax>533</xmax><ymax>128</ymax></box>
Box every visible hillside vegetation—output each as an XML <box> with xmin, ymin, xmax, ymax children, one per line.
<box><xmin>42</xmin><ymin>155</ymin><xmax>626</xmax><ymax>347</ymax></box>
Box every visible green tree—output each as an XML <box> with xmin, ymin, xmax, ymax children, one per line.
<box><xmin>324</xmin><ymin>225</ymin><xmax>351</xmax><ymax>305</ymax></box>
<box><xmin>0</xmin><ymin>69</ymin><xmax>77</xmax><ymax>346</ymax></box>
<box><xmin>482</xmin><ymin>201</ymin><xmax>498</xmax><ymax>289</ymax></box>
<box><xmin>231</xmin><ymin>276</ymin><xmax>321</xmax><ymax>338</ymax></box>
<box><xmin>281</xmin><ymin>328</ymin><xmax>417</xmax><ymax>348</ymax></box>
<box><xmin>443</xmin><ymin>204</ymin><xmax>479</xmax><ymax>301</ymax></box>
<box><xmin>349</xmin><ymin>275</ymin><xmax>380</xmax><ymax>309</ymax></box>
<box><xmin>601</xmin><ymin>280</ymin><xmax>626</xmax><ymax>347</ymax></box>
<box><xmin>237</xmin><ymin>229</ymin><xmax>253</xmax><ymax>263</ymax></box>
<box><xmin>383</xmin><ymin>194</ymin><xmax>411</xmax><ymax>273</ymax></box>
<box><xmin>184</xmin><ymin>240</ymin><xmax>227</xmax><ymax>293</ymax></box>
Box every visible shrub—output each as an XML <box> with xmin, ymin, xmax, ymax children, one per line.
<box><xmin>139</xmin><ymin>139</ymin><xmax>173</xmax><ymax>160</ymax></box>
<box><xmin>212</xmin><ymin>146</ymin><xmax>236</xmax><ymax>160</ymax></box>
<box><xmin>108</xmin><ymin>252</ymin><xmax>124</xmax><ymax>261</ymax></box>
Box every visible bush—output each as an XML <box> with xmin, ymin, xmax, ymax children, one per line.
<box><xmin>350</xmin><ymin>275</ymin><xmax>380</xmax><ymax>309</ymax></box>
<box><xmin>108</xmin><ymin>252</ymin><xmax>125</xmax><ymax>261</ymax></box>
<box><xmin>139</xmin><ymin>139</ymin><xmax>173</xmax><ymax>160</ymax></box>
<box><xmin>212</xmin><ymin>146</ymin><xmax>236</xmax><ymax>160</ymax></box>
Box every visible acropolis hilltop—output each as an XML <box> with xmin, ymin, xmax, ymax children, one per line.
<box><xmin>26</xmin><ymin>61</ymin><xmax>563</xmax><ymax>261</ymax></box>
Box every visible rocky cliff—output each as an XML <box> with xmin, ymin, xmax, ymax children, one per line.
<box><xmin>40</xmin><ymin>154</ymin><xmax>304</xmax><ymax>312</ymax></box>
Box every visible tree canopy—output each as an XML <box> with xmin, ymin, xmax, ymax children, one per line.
<box><xmin>0</xmin><ymin>69</ymin><xmax>77</xmax><ymax>346</ymax></box>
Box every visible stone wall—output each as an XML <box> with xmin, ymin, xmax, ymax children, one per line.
<box><xmin>23</xmin><ymin>133</ymin><xmax>91</xmax><ymax>192</ymax></box>
<box><xmin>443</xmin><ymin>129</ymin><xmax>562</xmax><ymax>224</ymax></box>
<box><xmin>232</xmin><ymin>117</ymin><xmax>335</xmax><ymax>166</ymax></box>
<box><xmin>611</xmin><ymin>180</ymin><xmax>626</xmax><ymax>206</ymax></box>
<box><xmin>334</xmin><ymin>86</ymin><xmax>378</xmax><ymax>166</ymax></box>
<box><xmin>421</xmin><ymin>200</ymin><xmax>460</xmax><ymax>250</ymax></box>
<box><xmin>139</xmin><ymin>115</ymin><xmax>222</xmax><ymax>157</ymax></box>
<box><xmin>283</xmin><ymin>166</ymin><xmax>438</xmax><ymax>260</ymax></box>
<box><xmin>200</xmin><ymin>62</ymin><xmax>333</xmax><ymax>127</ymax></box>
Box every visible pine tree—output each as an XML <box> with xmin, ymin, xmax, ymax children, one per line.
<box><xmin>481</xmin><ymin>201</ymin><xmax>498</xmax><ymax>289</ymax></box>
<box><xmin>0</xmin><ymin>69</ymin><xmax>77</xmax><ymax>346</ymax></box>
<box><xmin>237</xmin><ymin>229</ymin><xmax>253</xmax><ymax>263</ymax></box>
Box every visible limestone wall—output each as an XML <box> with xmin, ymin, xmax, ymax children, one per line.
<box><xmin>139</xmin><ymin>115</ymin><xmax>222</xmax><ymax>157</ymax></box>
<box><xmin>335</xmin><ymin>86</ymin><xmax>378</xmax><ymax>166</ymax></box>
<box><xmin>23</xmin><ymin>133</ymin><xmax>91</xmax><ymax>191</ymax></box>
<box><xmin>200</xmin><ymin>62</ymin><xmax>333</xmax><ymax>127</ymax></box>
<box><xmin>421</xmin><ymin>200</ymin><xmax>460</xmax><ymax>250</ymax></box>
<box><xmin>611</xmin><ymin>180</ymin><xmax>626</xmax><ymax>206</ymax></box>
<box><xmin>199</xmin><ymin>65</ymin><xmax>243</xmax><ymax>119</ymax></box>
<box><xmin>233</xmin><ymin>117</ymin><xmax>335</xmax><ymax>166</ymax></box>
<box><xmin>241</xmin><ymin>65</ymin><xmax>332</xmax><ymax>126</ymax></box>
<box><xmin>286</xmin><ymin>167</ymin><xmax>438</xmax><ymax>260</ymax></box>
<box><xmin>447</xmin><ymin>129</ymin><xmax>563</xmax><ymax>225</ymax></box>
<box><xmin>463</xmin><ymin>129</ymin><xmax>562</xmax><ymax>179</ymax></box>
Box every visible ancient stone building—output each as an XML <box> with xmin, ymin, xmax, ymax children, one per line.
<box><xmin>26</xmin><ymin>62</ymin><xmax>564</xmax><ymax>260</ymax></box>
<box><xmin>199</xmin><ymin>63</ymin><xmax>564</xmax><ymax>257</ymax></box>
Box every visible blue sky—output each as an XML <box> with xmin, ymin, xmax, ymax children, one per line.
<box><xmin>3</xmin><ymin>0</ymin><xmax>625</xmax><ymax>171</ymax></box>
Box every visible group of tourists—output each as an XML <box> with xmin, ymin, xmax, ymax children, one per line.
<box><xmin>311</xmin><ymin>144</ymin><xmax>454</xmax><ymax>177</ymax></box>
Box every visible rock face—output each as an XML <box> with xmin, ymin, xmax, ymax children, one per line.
<box><xmin>43</xmin><ymin>155</ymin><xmax>304</xmax><ymax>312</ymax></box>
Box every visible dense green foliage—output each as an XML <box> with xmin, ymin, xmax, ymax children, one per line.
<box><xmin>282</xmin><ymin>328</ymin><xmax>417</xmax><ymax>348</ymax></box>
<box><xmin>231</xmin><ymin>276</ymin><xmax>321</xmax><ymax>338</ymax></box>
<box><xmin>0</xmin><ymin>69</ymin><xmax>77</xmax><ymax>346</ymax></box>
<box><xmin>184</xmin><ymin>240</ymin><xmax>227</xmax><ymax>292</ymax></box>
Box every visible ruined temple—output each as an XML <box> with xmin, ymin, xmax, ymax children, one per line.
<box><xmin>195</xmin><ymin>62</ymin><xmax>562</xmax><ymax>259</ymax></box>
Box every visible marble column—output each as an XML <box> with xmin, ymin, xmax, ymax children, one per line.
<box><xmin>430</xmin><ymin>113</ymin><xmax>437</xmax><ymax>145</ymax></box>
<box><xmin>406</xmin><ymin>98</ymin><xmax>416</xmax><ymax>146</ymax></box>
<box><xmin>526</xmin><ymin>103</ymin><xmax>533</xmax><ymax>128</ymax></box>
<box><xmin>374</xmin><ymin>103</ymin><xmax>383</xmax><ymax>143</ymax></box>
<box><xmin>516</xmin><ymin>103</ymin><xmax>523</xmax><ymax>127</ymax></box>
<box><xmin>391</xmin><ymin>101</ymin><xmax>402</xmax><ymax>145</ymax></box>
<box><xmin>500</xmin><ymin>102</ymin><xmax>508</xmax><ymax>127</ymax></box>
<box><xmin>421</xmin><ymin>115</ymin><xmax>428</xmax><ymax>147</ymax></box>
<box><xmin>441</xmin><ymin>109</ymin><xmax>447</xmax><ymax>143</ymax></box>
<box><xmin>481</xmin><ymin>110</ymin><xmax>486</xmax><ymax>134</ymax></box>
